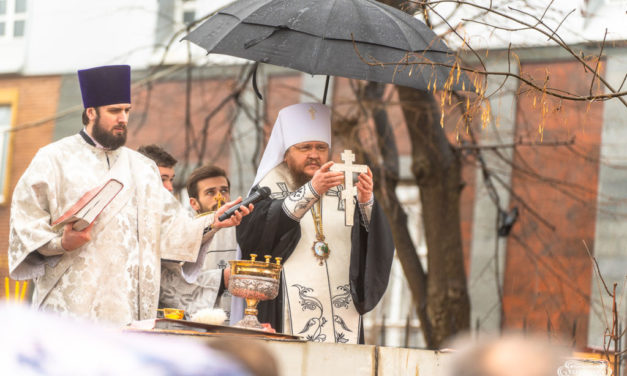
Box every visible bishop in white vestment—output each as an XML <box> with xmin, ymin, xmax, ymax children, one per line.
<box><xmin>236</xmin><ymin>103</ymin><xmax>394</xmax><ymax>344</ymax></box>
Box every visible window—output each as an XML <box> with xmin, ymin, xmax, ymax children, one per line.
<box><xmin>0</xmin><ymin>0</ymin><xmax>27</xmax><ymax>39</ymax></box>
<box><xmin>183</xmin><ymin>10</ymin><xmax>195</xmax><ymax>25</ymax></box>
<box><xmin>0</xmin><ymin>89</ymin><xmax>17</xmax><ymax>205</ymax></box>
<box><xmin>180</xmin><ymin>0</ymin><xmax>196</xmax><ymax>25</ymax></box>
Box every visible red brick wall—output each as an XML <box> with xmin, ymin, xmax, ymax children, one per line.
<box><xmin>264</xmin><ymin>74</ymin><xmax>304</xmax><ymax>145</ymax></box>
<box><xmin>128</xmin><ymin>73</ymin><xmax>305</xmax><ymax>177</ymax></box>
<box><xmin>458</xmin><ymin>146</ymin><xmax>477</xmax><ymax>276</ymax></box>
<box><xmin>502</xmin><ymin>60</ymin><xmax>604</xmax><ymax>347</ymax></box>
<box><xmin>0</xmin><ymin>75</ymin><xmax>61</xmax><ymax>291</ymax></box>
<box><xmin>128</xmin><ymin>77</ymin><xmax>238</xmax><ymax>172</ymax></box>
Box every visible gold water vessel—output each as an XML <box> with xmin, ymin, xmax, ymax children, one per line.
<box><xmin>229</xmin><ymin>254</ymin><xmax>282</xmax><ymax>329</ymax></box>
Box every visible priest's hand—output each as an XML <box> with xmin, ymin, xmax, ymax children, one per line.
<box><xmin>212</xmin><ymin>197</ymin><xmax>253</xmax><ymax>229</ymax></box>
<box><xmin>61</xmin><ymin>222</ymin><xmax>94</xmax><ymax>251</ymax></box>
<box><xmin>311</xmin><ymin>161</ymin><xmax>344</xmax><ymax>196</ymax></box>
<box><xmin>356</xmin><ymin>167</ymin><xmax>374</xmax><ymax>203</ymax></box>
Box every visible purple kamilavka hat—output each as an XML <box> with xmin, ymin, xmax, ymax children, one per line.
<box><xmin>78</xmin><ymin>65</ymin><xmax>131</xmax><ymax>108</ymax></box>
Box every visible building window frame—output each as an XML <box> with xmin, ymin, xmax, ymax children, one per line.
<box><xmin>177</xmin><ymin>0</ymin><xmax>196</xmax><ymax>26</ymax></box>
<box><xmin>0</xmin><ymin>89</ymin><xmax>18</xmax><ymax>205</ymax></box>
<box><xmin>0</xmin><ymin>0</ymin><xmax>28</xmax><ymax>39</ymax></box>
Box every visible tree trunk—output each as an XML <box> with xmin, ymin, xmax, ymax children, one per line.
<box><xmin>397</xmin><ymin>86</ymin><xmax>471</xmax><ymax>348</ymax></box>
<box><xmin>362</xmin><ymin>82</ymin><xmax>435</xmax><ymax>347</ymax></box>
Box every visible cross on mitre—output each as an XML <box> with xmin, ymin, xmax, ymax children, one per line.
<box><xmin>308</xmin><ymin>106</ymin><xmax>316</xmax><ymax>120</ymax></box>
<box><xmin>330</xmin><ymin>150</ymin><xmax>368</xmax><ymax>226</ymax></box>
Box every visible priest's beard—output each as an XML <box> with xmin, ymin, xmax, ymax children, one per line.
<box><xmin>92</xmin><ymin>116</ymin><xmax>127</xmax><ymax>150</ymax></box>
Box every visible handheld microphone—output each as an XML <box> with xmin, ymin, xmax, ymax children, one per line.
<box><xmin>218</xmin><ymin>186</ymin><xmax>271</xmax><ymax>222</ymax></box>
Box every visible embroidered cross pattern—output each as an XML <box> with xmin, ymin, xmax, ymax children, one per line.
<box><xmin>270</xmin><ymin>182</ymin><xmax>290</xmax><ymax>199</ymax></box>
<box><xmin>329</xmin><ymin>150</ymin><xmax>367</xmax><ymax>226</ymax></box>
<box><xmin>308</xmin><ymin>106</ymin><xmax>316</xmax><ymax>120</ymax></box>
<box><xmin>325</xmin><ymin>185</ymin><xmax>345</xmax><ymax>211</ymax></box>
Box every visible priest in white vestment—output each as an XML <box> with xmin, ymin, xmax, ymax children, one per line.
<box><xmin>236</xmin><ymin>103</ymin><xmax>394</xmax><ymax>344</ymax></box>
<box><xmin>7</xmin><ymin>65</ymin><xmax>250</xmax><ymax>325</ymax></box>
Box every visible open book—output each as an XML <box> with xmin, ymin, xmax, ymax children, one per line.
<box><xmin>52</xmin><ymin>179</ymin><xmax>124</xmax><ymax>231</ymax></box>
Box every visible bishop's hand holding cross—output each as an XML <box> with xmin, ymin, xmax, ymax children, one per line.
<box><xmin>330</xmin><ymin>150</ymin><xmax>371</xmax><ymax>226</ymax></box>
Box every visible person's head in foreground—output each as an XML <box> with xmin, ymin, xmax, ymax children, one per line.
<box><xmin>445</xmin><ymin>332</ymin><xmax>569</xmax><ymax>376</ymax></box>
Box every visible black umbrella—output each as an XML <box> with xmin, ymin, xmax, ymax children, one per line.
<box><xmin>184</xmin><ymin>0</ymin><xmax>472</xmax><ymax>100</ymax></box>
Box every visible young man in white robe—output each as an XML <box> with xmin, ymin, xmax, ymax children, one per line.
<box><xmin>7</xmin><ymin>65</ymin><xmax>251</xmax><ymax>325</ymax></box>
<box><xmin>159</xmin><ymin>165</ymin><xmax>237</xmax><ymax>321</ymax></box>
<box><xmin>236</xmin><ymin>103</ymin><xmax>394</xmax><ymax>344</ymax></box>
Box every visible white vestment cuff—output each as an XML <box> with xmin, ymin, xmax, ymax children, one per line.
<box><xmin>181</xmin><ymin>241</ymin><xmax>212</xmax><ymax>283</ymax></box>
<box><xmin>358</xmin><ymin>194</ymin><xmax>374</xmax><ymax>231</ymax></box>
<box><xmin>282</xmin><ymin>181</ymin><xmax>319</xmax><ymax>221</ymax></box>
<box><xmin>37</xmin><ymin>237</ymin><xmax>65</xmax><ymax>256</ymax></box>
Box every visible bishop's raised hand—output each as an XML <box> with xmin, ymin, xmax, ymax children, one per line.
<box><xmin>356</xmin><ymin>167</ymin><xmax>374</xmax><ymax>203</ymax></box>
<box><xmin>310</xmin><ymin>161</ymin><xmax>344</xmax><ymax>196</ymax></box>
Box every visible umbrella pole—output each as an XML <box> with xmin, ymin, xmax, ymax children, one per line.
<box><xmin>322</xmin><ymin>75</ymin><xmax>330</xmax><ymax>104</ymax></box>
<box><xmin>252</xmin><ymin>62</ymin><xmax>263</xmax><ymax>100</ymax></box>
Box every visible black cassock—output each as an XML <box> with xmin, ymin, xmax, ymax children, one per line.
<box><xmin>236</xmin><ymin>186</ymin><xmax>395</xmax><ymax>342</ymax></box>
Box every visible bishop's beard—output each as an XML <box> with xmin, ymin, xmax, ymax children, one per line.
<box><xmin>291</xmin><ymin>170</ymin><xmax>311</xmax><ymax>188</ymax></box>
<box><xmin>92</xmin><ymin>116</ymin><xmax>127</xmax><ymax>150</ymax></box>
<box><xmin>288</xmin><ymin>160</ymin><xmax>320</xmax><ymax>188</ymax></box>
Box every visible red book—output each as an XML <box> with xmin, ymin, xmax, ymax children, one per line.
<box><xmin>52</xmin><ymin>179</ymin><xmax>124</xmax><ymax>231</ymax></box>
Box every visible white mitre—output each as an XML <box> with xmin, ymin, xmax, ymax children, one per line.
<box><xmin>251</xmin><ymin>103</ymin><xmax>332</xmax><ymax>189</ymax></box>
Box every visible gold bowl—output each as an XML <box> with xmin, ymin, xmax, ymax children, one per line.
<box><xmin>158</xmin><ymin>308</ymin><xmax>185</xmax><ymax>320</ymax></box>
<box><xmin>229</xmin><ymin>254</ymin><xmax>282</xmax><ymax>329</ymax></box>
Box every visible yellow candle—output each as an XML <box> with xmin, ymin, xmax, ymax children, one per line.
<box><xmin>15</xmin><ymin>281</ymin><xmax>20</xmax><ymax>302</ymax></box>
<box><xmin>20</xmin><ymin>281</ymin><xmax>28</xmax><ymax>303</ymax></box>
<box><xmin>4</xmin><ymin>277</ymin><xmax>9</xmax><ymax>303</ymax></box>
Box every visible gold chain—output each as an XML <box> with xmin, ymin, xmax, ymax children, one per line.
<box><xmin>310</xmin><ymin>199</ymin><xmax>330</xmax><ymax>265</ymax></box>
<box><xmin>310</xmin><ymin>200</ymin><xmax>324</xmax><ymax>241</ymax></box>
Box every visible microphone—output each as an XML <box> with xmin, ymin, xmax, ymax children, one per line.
<box><xmin>218</xmin><ymin>187</ymin><xmax>271</xmax><ymax>222</ymax></box>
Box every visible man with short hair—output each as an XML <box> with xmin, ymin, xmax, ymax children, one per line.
<box><xmin>187</xmin><ymin>165</ymin><xmax>231</xmax><ymax>213</ymax></box>
<box><xmin>137</xmin><ymin>144</ymin><xmax>177</xmax><ymax>193</ymax></box>
<box><xmin>237</xmin><ymin>103</ymin><xmax>394</xmax><ymax>344</ymax></box>
<box><xmin>159</xmin><ymin>165</ymin><xmax>237</xmax><ymax>320</ymax></box>
<box><xmin>7</xmin><ymin>65</ymin><xmax>250</xmax><ymax>325</ymax></box>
